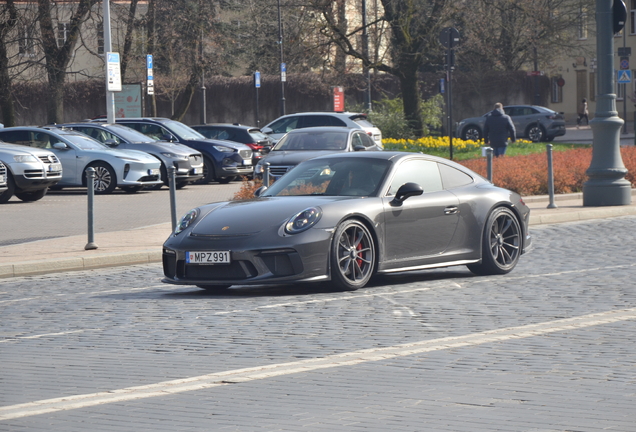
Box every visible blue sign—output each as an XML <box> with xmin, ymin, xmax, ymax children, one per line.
<box><xmin>254</xmin><ymin>71</ymin><xmax>261</xmax><ymax>88</ymax></box>
<box><xmin>617</xmin><ymin>69</ymin><xmax>632</xmax><ymax>84</ymax></box>
<box><xmin>281</xmin><ymin>63</ymin><xmax>286</xmax><ymax>72</ymax></box>
<box><xmin>146</xmin><ymin>54</ymin><xmax>153</xmax><ymax>69</ymax></box>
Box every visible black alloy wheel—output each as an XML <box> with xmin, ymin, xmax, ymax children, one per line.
<box><xmin>467</xmin><ymin>207</ymin><xmax>521</xmax><ymax>275</ymax></box>
<box><xmin>330</xmin><ymin>220</ymin><xmax>375</xmax><ymax>291</ymax></box>
<box><xmin>462</xmin><ymin>126</ymin><xmax>482</xmax><ymax>141</ymax></box>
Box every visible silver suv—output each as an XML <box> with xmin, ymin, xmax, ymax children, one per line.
<box><xmin>0</xmin><ymin>142</ymin><xmax>63</xmax><ymax>203</ymax></box>
<box><xmin>262</xmin><ymin>112</ymin><xmax>383</xmax><ymax>146</ymax></box>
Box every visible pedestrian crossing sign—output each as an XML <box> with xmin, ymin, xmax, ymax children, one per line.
<box><xmin>617</xmin><ymin>69</ymin><xmax>632</xmax><ymax>84</ymax></box>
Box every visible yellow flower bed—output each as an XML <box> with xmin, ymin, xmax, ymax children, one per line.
<box><xmin>383</xmin><ymin>136</ymin><xmax>532</xmax><ymax>153</ymax></box>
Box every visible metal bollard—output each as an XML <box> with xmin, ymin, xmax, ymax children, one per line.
<box><xmin>85</xmin><ymin>167</ymin><xmax>98</xmax><ymax>250</ymax></box>
<box><xmin>486</xmin><ymin>147</ymin><xmax>493</xmax><ymax>182</ymax></box>
<box><xmin>263</xmin><ymin>162</ymin><xmax>270</xmax><ymax>187</ymax></box>
<box><xmin>546</xmin><ymin>144</ymin><xmax>558</xmax><ymax>209</ymax></box>
<box><xmin>168</xmin><ymin>166</ymin><xmax>178</xmax><ymax>231</ymax></box>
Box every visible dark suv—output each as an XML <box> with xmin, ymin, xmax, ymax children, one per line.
<box><xmin>191</xmin><ymin>123</ymin><xmax>272</xmax><ymax>166</ymax></box>
<box><xmin>95</xmin><ymin>118</ymin><xmax>253</xmax><ymax>184</ymax></box>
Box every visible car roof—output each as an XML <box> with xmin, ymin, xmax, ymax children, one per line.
<box><xmin>192</xmin><ymin>123</ymin><xmax>257</xmax><ymax>130</ymax></box>
<box><xmin>285</xmin><ymin>126</ymin><xmax>357</xmax><ymax>134</ymax></box>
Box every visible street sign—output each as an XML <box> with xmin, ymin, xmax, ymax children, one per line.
<box><xmin>617</xmin><ymin>69</ymin><xmax>632</xmax><ymax>83</ymax></box>
<box><xmin>106</xmin><ymin>52</ymin><xmax>122</xmax><ymax>92</ymax></box>
<box><xmin>618</xmin><ymin>46</ymin><xmax>631</xmax><ymax>56</ymax></box>
<box><xmin>620</xmin><ymin>57</ymin><xmax>630</xmax><ymax>70</ymax></box>
<box><xmin>280</xmin><ymin>63</ymin><xmax>286</xmax><ymax>82</ymax></box>
<box><xmin>146</xmin><ymin>54</ymin><xmax>154</xmax><ymax>95</ymax></box>
<box><xmin>439</xmin><ymin>27</ymin><xmax>460</xmax><ymax>49</ymax></box>
<box><xmin>333</xmin><ymin>86</ymin><xmax>344</xmax><ymax>112</ymax></box>
<box><xmin>254</xmin><ymin>71</ymin><xmax>261</xmax><ymax>88</ymax></box>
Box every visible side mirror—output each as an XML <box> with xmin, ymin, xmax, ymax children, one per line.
<box><xmin>353</xmin><ymin>144</ymin><xmax>366</xmax><ymax>151</ymax></box>
<box><xmin>104</xmin><ymin>139</ymin><xmax>118</xmax><ymax>147</ymax></box>
<box><xmin>52</xmin><ymin>142</ymin><xmax>68</xmax><ymax>150</ymax></box>
<box><xmin>390</xmin><ymin>182</ymin><xmax>423</xmax><ymax>206</ymax></box>
<box><xmin>254</xmin><ymin>185</ymin><xmax>268</xmax><ymax>197</ymax></box>
<box><xmin>261</xmin><ymin>146</ymin><xmax>272</xmax><ymax>155</ymax></box>
<box><xmin>261</xmin><ymin>127</ymin><xmax>273</xmax><ymax>134</ymax></box>
<box><xmin>161</xmin><ymin>133</ymin><xmax>175</xmax><ymax>142</ymax></box>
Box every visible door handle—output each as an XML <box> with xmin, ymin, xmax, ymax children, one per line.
<box><xmin>444</xmin><ymin>206</ymin><xmax>459</xmax><ymax>215</ymax></box>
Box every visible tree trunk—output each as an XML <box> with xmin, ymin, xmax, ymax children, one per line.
<box><xmin>398</xmin><ymin>63</ymin><xmax>423</xmax><ymax>137</ymax></box>
<box><xmin>0</xmin><ymin>0</ymin><xmax>17</xmax><ymax>126</ymax></box>
<box><xmin>172</xmin><ymin>70</ymin><xmax>199</xmax><ymax>121</ymax></box>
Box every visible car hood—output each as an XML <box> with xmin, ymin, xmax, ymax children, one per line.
<box><xmin>81</xmin><ymin>147</ymin><xmax>158</xmax><ymax>162</ymax></box>
<box><xmin>0</xmin><ymin>142</ymin><xmax>55</xmax><ymax>158</ymax></box>
<box><xmin>186</xmin><ymin>138</ymin><xmax>251</xmax><ymax>151</ymax></box>
<box><xmin>131</xmin><ymin>142</ymin><xmax>197</xmax><ymax>155</ymax></box>
<box><xmin>190</xmin><ymin>196</ymin><xmax>351</xmax><ymax>236</ymax></box>
<box><xmin>262</xmin><ymin>150</ymin><xmax>342</xmax><ymax>166</ymax></box>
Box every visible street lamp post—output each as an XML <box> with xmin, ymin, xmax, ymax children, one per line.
<box><xmin>277</xmin><ymin>0</ymin><xmax>286</xmax><ymax>116</ymax></box>
<box><xmin>583</xmin><ymin>0</ymin><xmax>631</xmax><ymax>206</ymax></box>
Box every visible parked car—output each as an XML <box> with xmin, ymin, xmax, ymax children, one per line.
<box><xmin>254</xmin><ymin>127</ymin><xmax>382</xmax><ymax>181</ymax></box>
<box><xmin>0</xmin><ymin>142</ymin><xmax>63</xmax><ymax>203</ymax></box>
<box><xmin>162</xmin><ymin>151</ymin><xmax>532</xmax><ymax>292</ymax></box>
<box><xmin>191</xmin><ymin>123</ymin><xmax>273</xmax><ymax>166</ymax></box>
<box><xmin>456</xmin><ymin>105</ymin><xmax>566</xmax><ymax>142</ymax></box>
<box><xmin>0</xmin><ymin>127</ymin><xmax>162</xmax><ymax>194</ymax></box>
<box><xmin>262</xmin><ymin>112</ymin><xmax>383</xmax><ymax>146</ymax></box>
<box><xmin>95</xmin><ymin>118</ymin><xmax>253</xmax><ymax>184</ymax></box>
<box><xmin>53</xmin><ymin>123</ymin><xmax>204</xmax><ymax>189</ymax></box>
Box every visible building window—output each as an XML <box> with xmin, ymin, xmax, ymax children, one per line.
<box><xmin>631</xmin><ymin>0</ymin><xmax>636</xmax><ymax>34</ymax></box>
<box><xmin>18</xmin><ymin>25</ymin><xmax>36</xmax><ymax>57</ymax></box>
<box><xmin>578</xmin><ymin>7</ymin><xmax>588</xmax><ymax>40</ymax></box>
<box><xmin>589</xmin><ymin>72</ymin><xmax>596</xmax><ymax>102</ymax></box>
<box><xmin>57</xmin><ymin>23</ymin><xmax>69</xmax><ymax>48</ymax></box>
<box><xmin>551</xmin><ymin>77</ymin><xmax>563</xmax><ymax>103</ymax></box>
<box><xmin>97</xmin><ymin>24</ymin><xmax>104</xmax><ymax>54</ymax></box>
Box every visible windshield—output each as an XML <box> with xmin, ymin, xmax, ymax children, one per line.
<box><xmin>106</xmin><ymin>124</ymin><xmax>157</xmax><ymax>143</ymax></box>
<box><xmin>162</xmin><ymin>120</ymin><xmax>206</xmax><ymax>140</ymax></box>
<box><xmin>274</xmin><ymin>131</ymin><xmax>348</xmax><ymax>151</ymax></box>
<box><xmin>63</xmin><ymin>134</ymin><xmax>111</xmax><ymax>150</ymax></box>
<box><xmin>262</xmin><ymin>157</ymin><xmax>391</xmax><ymax>197</ymax></box>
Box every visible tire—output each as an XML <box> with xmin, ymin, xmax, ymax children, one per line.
<box><xmin>89</xmin><ymin>162</ymin><xmax>117</xmax><ymax>194</ymax></box>
<box><xmin>0</xmin><ymin>173</ymin><xmax>15</xmax><ymax>204</ymax></box>
<box><xmin>15</xmin><ymin>187</ymin><xmax>47</xmax><ymax>202</ymax></box>
<box><xmin>197</xmin><ymin>284</ymin><xmax>232</xmax><ymax>293</ymax></box>
<box><xmin>467</xmin><ymin>207</ymin><xmax>522</xmax><ymax>276</ymax></box>
<box><xmin>330</xmin><ymin>220</ymin><xmax>375</xmax><ymax>291</ymax></box>
<box><xmin>217</xmin><ymin>175</ymin><xmax>237</xmax><ymax>184</ymax></box>
<box><xmin>526</xmin><ymin>124</ymin><xmax>545</xmax><ymax>142</ymax></box>
<box><xmin>461</xmin><ymin>126</ymin><xmax>482</xmax><ymax>141</ymax></box>
<box><xmin>121</xmin><ymin>185</ymin><xmax>143</xmax><ymax>193</ymax></box>
<box><xmin>194</xmin><ymin>156</ymin><xmax>215</xmax><ymax>184</ymax></box>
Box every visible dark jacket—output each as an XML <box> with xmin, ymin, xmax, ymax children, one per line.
<box><xmin>484</xmin><ymin>108</ymin><xmax>516</xmax><ymax>148</ymax></box>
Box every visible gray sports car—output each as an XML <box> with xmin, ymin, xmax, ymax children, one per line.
<box><xmin>162</xmin><ymin>152</ymin><xmax>532</xmax><ymax>292</ymax></box>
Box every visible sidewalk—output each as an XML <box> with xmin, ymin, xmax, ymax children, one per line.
<box><xmin>2</xmin><ymin>190</ymin><xmax>636</xmax><ymax>279</ymax></box>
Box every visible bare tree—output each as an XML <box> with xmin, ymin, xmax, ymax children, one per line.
<box><xmin>37</xmin><ymin>0</ymin><xmax>98</xmax><ymax>123</ymax></box>
<box><xmin>0</xmin><ymin>0</ymin><xmax>18</xmax><ymax>126</ymax></box>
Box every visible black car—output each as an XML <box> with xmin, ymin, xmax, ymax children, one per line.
<box><xmin>54</xmin><ymin>123</ymin><xmax>204</xmax><ymax>189</ymax></box>
<box><xmin>94</xmin><ymin>118</ymin><xmax>253</xmax><ymax>184</ymax></box>
<box><xmin>191</xmin><ymin>123</ymin><xmax>272</xmax><ymax>166</ymax></box>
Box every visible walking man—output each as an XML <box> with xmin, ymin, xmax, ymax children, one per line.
<box><xmin>484</xmin><ymin>102</ymin><xmax>516</xmax><ymax>157</ymax></box>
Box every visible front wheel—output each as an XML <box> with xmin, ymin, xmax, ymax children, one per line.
<box><xmin>467</xmin><ymin>207</ymin><xmax>522</xmax><ymax>275</ymax></box>
<box><xmin>89</xmin><ymin>162</ymin><xmax>117</xmax><ymax>194</ymax></box>
<box><xmin>330</xmin><ymin>220</ymin><xmax>375</xmax><ymax>291</ymax></box>
<box><xmin>15</xmin><ymin>187</ymin><xmax>47</xmax><ymax>202</ymax></box>
<box><xmin>462</xmin><ymin>126</ymin><xmax>482</xmax><ymax>141</ymax></box>
<box><xmin>0</xmin><ymin>173</ymin><xmax>16</xmax><ymax>204</ymax></box>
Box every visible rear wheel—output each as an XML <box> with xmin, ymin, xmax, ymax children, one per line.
<box><xmin>330</xmin><ymin>220</ymin><xmax>375</xmax><ymax>291</ymax></box>
<box><xmin>526</xmin><ymin>124</ymin><xmax>545</xmax><ymax>142</ymax></box>
<box><xmin>467</xmin><ymin>207</ymin><xmax>522</xmax><ymax>275</ymax></box>
<box><xmin>0</xmin><ymin>173</ymin><xmax>15</xmax><ymax>204</ymax></box>
<box><xmin>15</xmin><ymin>187</ymin><xmax>47</xmax><ymax>202</ymax></box>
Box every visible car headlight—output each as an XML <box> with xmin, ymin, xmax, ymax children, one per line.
<box><xmin>213</xmin><ymin>145</ymin><xmax>235</xmax><ymax>153</ymax></box>
<box><xmin>13</xmin><ymin>154</ymin><xmax>38</xmax><ymax>163</ymax></box>
<box><xmin>174</xmin><ymin>208</ymin><xmax>199</xmax><ymax>235</ymax></box>
<box><xmin>284</xmin><ymin>207</ymin><xmax>322</xmax><ymax>234</ymax></box>
<box><xmin>160</xmin><ymin>152</ymin><xmax>180</xmax><ymax>158</ymax></box>
<box><xmin>255</xmin><ymin>163</ymin><xmax>264</xmax><ymax>174</ymax></box>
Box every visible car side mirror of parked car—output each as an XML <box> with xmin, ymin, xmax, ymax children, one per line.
<box><xmin>390</xmin><ymin>182</ymin><xmax>423</xmax><ymax>206</ymax></box>
<box><xmin>52</xmin><ymin>142</ymin><xmax>69</xmax><ymax>150</ymax></box>
<box><xmin>254</xmin><ymin>185</ymin><xmax>268</xmax><ymax>197</ymax></box>
<box><xmin>353</xmin><ymin>144</ymin><xmax>366</xmax><ymax>151</ymax></box>
<box><xmin>161</xmin><ymin>134</ymin><xmax>175</xmax><ymax>142</ymax></box>
<box><xmin>261</xmin><ymin>146</ymin><xmax>271</xmax><ymax>155</ymax></box>
<box><xmin>104</xmin><ymin>139</ymin><xmax>118</xmax><ymax>147</ymax></box>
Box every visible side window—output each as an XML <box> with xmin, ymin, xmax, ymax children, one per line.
<box><xmin>269</xmin><ymin>117</ymin><xmax>298</xmax><ymax>133</ymax></box>
<box><xmin>359</xmin><ymin>133</ymin><xmax>375</xmax><ymax>148</ymax></box>
<box><xmin>0</xmin><ymin>130</ymin><xmax>30</xmax><ymax>146</ymax></box>
<box><xmin>351</xmin><ymin>133</ymin><xmax>364</xmax><ymax>148</ymax></box>
<box><xmin>438</xmin><ymin>163</ymin><xmax>474</xmax><ymax>189</ymax></box>
<box><xmin>387</xmin><ymin>159</ymin><xmax>443</xmax><ymax>195</ymax></box>
<box><xmin>32</xmin><ymin>131</ymin><xmax>52</xmax><ymax>148</ymax></box>
<box><xmin>137</xmin><ymin>124</ymin><xmax>166</xmax><ymax>140</ymax></box>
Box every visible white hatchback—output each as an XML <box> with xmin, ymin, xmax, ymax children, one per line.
<box><xmin>262</xmin><ymin>112</ymin><xmax>383</xmax><ymax>147</ymax></box>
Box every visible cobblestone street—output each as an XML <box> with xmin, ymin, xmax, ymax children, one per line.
<box><xmin>1</xmin><ymin>217</ymin><xmax>635</xmax><ymax>431</ymax></box>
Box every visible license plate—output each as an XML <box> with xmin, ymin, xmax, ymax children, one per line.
<box><xmin>243</xmin><ymin>160</ymin><xmax>252</xmax><ymax>166</ymax></box>
<box><xmin>49</xmin><ymin>163</ymin><xmax>62</xmax><ymax>172</ymax></box>
<box><xmin>186</xmin><ymin>251</ymin><xmax>231</xmax><ymax>264</ymax></box>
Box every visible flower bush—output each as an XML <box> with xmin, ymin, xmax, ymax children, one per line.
<box><xmin>383</xmin><ymin>136</ymin><xmax>532</xmax><ymax>153</ymax></box>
